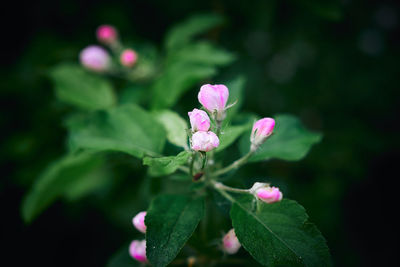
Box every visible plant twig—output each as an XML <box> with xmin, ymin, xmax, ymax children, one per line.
<box><xmin>213</xmin><ymin>181</ymin><xmax>251</xmax><ymax>194</ymax></box>
<box><xmin>213</xmin><ymin>150</ymin><xmax>254</xmax><ymax>176</ymax></box>
<box><xmin>189</xmin><ymin>152</ymin><xmax>197</xmax><ymax>176</ymax></box>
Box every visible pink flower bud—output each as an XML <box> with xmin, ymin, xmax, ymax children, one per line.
<box><xmin>191</xmin><ymin>131</ymin><xmax>219</xmax><ymax>152</ymax></box>
<box><xmin>250</xmin><ymin>118</ymin><xmax>275</xmax><ymax>149</ymax></box>
<box><xmin>198</xmin><ymin>84</ymin><xmax>229</xmax><ymax>121</ymax></box>
<box><xmin>129</xmin><ymin>240</ymin><xmax>147</xmax><ymax>263</ymax></box>
<box><xmin>222</xmin><ymin>229</ymin><xmax>241</xmax><ymax>254</ymax></box>
<box><xmin>96</xmin><ymin>25</ymin><xmax>118</xmax><ymax>45</ymax></box>
<box><xmin>120</xmin><ymin>49</ymin><xmax>138</xmax><ymax>67</ymax></box>
<box><xmin>255</xmin><ymin>186</ymin><xmax>283</xmax><ymax>204</ymax></box>
<box><xmin>132</xmin><ymin>211</ymin><xmax>147</xmax><ymax>233</ymax></box>
<box><xmin>79</xmin><ymin>45</ymin><xmax>111</xmax><ymax>72</ymax></box>
<box><xmin>188</xmin><ymin>108</ymin><xmax>211</xmax><ymax>132</ymax></box>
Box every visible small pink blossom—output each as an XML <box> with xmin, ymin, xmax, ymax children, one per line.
<box><xmin>222</xmin><ymin>229</ymin><xmax>241</xmax><ymax>254</ymax></box>
<box><xmin>120</xmin><ymin>49</ymin><xmax>138</xmax><ymax>67</ymax></box>
<box><xmin>188</xmin><ymin>108</ymin><xmax>211</xmax><ymax>132</ymax></box>
<box><xmin>79</xmin><ymin>45</ymin><xmax>111</xmax><ymax>72</ymax></box>
<box><xmin>132</xmin><ymin>211</ymin><xmax>147</xmax><ymax>233</ymax></box>
<box><xmin>250</xmin><ymin>118</ymin><xmax>275</xmax><ymax>149</ymax></box>
<box><xmin>129</xmin><ymin>240</ymin><xmax>147</xmax><ymax>263</ymax></box>
<box><xmin>198</xmin><ymin>84</ymin><xmax>229</xmax><ymax>121</ymax></box>
<box><xmin>256</xmin><ymin>186</ymin><xmax>283</xmax><ymax>204</ymax></box>
<box><xmin>191</xmin><ymin>131</ymin><xmax>219</xmax><ymax>152</ymax></box>
<box><xmin>96</xmin><ymin>25</ymin><xmax>118</xmax><ymax>44</ymax></box>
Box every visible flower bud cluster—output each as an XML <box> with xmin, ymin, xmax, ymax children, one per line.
<box><xmin>188</xmin><ymin>84</ymin><xmax>231</xmax><ymax>152</ymax></box>
<box><xmin>120</xmin><ymin>49</ymin><xmax>138</xmax><ymax>67</ymax></box>
<box><xmin>129</xmin><ymin>211</ymin><xmax>148</xmax><ymax>263</ymax></box>
<box><xmin>132</xmin><ymin>211</ymin><xmax>147</xmax><ymax>233</ymax></box>
<box><xmin>96</xmin><ymin>25</ymin><xmax>118</xmax><ymax>45</ymax></box>
<box><xmin>250</xmin><ymin>117</ymin><xmax>275</xmax><ymax>151</ymax></box>
<box><xmin>188</xmin><ymin>109</ymin><xmax>210</xmax><ymax>132</ymax></box>
<box><xmin>222</xmin><ymin>228</ymin><xmax>241</xmax><ymax>254</ymax></box>
<box><xmin>250</xmin><ymin>182</ymin><xmax>283</xmax><ymax>204</ymax></box>
<box><xmin>79</xmin><ymin>25</ymin><xmax>138</xmax><ymax>72</ymax></box>
<box><xmin>79</xmin><ymin>46</ymin><xmax>111</xmax><ymax>72</ymax></box>
<box><xmin>191</xmin><ymin>131</ymin><xmax>219</xmax><ymax>152</ymax></box>
<box><xmin>129</xmin><ymin>240</ymin><xmax>147</xmax><ymax>263</ymax></box>
<box><xmin>198</xmin><ymin>84</ymin><xmax>229</xmax><ymax>123</ymax></box>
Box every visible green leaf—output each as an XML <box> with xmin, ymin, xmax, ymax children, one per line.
<box><xmin>143</xmin><ymin>151</ymin><xmax>191</xmax><ymax>177</ymax></box>
<box><xmin>68</xmin><ymin>104</ymin><xmax>166</xmax><ymax>158</ymax></box>
<box><xmin>170</xmin><ymin>42</ymin><xmax>235</xmax><ymax>66</ymax></box>
<box><xmin>230</xmin><ymin>195</ymin><xmax>332</xmax><ymax>267</ymax></box>
<box><xmin>21</xmin><ymin>153</ymin><xmax>106</xmax><ymax>223</ymax></box>
<box><xmin>223</xmin><ymin>76</ymin><xmax>247</xmax><ymax>126</ymax></box>
<box><xmin>146</xmin><ymin>194</ymin><xmax>205</xmax><ymax>267</ymax></box>
<box><xmin>151</xmin><ymin>47</ymin><xmax>235</xmax><ymax>110</ymax></box>
<box><xmin>107</xmin><ymin>244</ymin><xmax>139</xmax><ymax>267</ymax></box>
<box><xmin>49</xmin><ymin>63</ymin><xmax>116</xmax><ymax>110</ymax></box>
<box><xmin>216</xmin><ymin>124</ymin><xmax>251</xmax><ymax>152</ymax></box>
<box><xmin>165</xmin><ymin>13</ymin><xmax>224</xmax><ymax>50</ymax></box>
<box><xmin>63</xmin><ymin>162</ymin><xmax>110</xmax><ymax>201</ymax></box>
<box><xmin>119</xmin><ymin>84</ymin><xmax>148</xmax><ymax>106</ymax></box>
<box><xmin>151</xmin><ymin>63</ymin><xmax>217</xmax><ymax>109</ymax></box>
<box><xmin>240</xmin><ymin>114</ymin><xmax>322</xmax><ymax>162</ymax></box>
<box><xmin>153</xmin><ymin>15</ymin><xmax>235</xmax><ymax>110</ymax></box>
<box><xmin>153</xmin><ymin>110</ymin><xmax>189</xmax><ymax>149</ymax></box>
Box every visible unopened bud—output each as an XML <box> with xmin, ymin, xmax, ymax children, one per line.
<box><xmin>120</xmin><ymin>49</ymin><xmax>138</xmax><ymax>67</ymax></box>
<box><xmin>250</xmin><ymin>182</ymin><xmax>283</xmax><ymax>204</ymax></box>
<box><xmin>191</xmin><ymin>131</ymin><xmax>219</xmax><ymax>152</ymax></box>
<box><xmin>188</xmin><ymin>108</ymin><xmax>210</xmax><ymax>132</ymax></box>
<box><xmin>198</xmin><ymin>84</ymin><xmax>229</xmax><ymax>122</ymax></box>
<box><xmin>132</xmin><ymin>211</ymin><xmax>147</xmax><ymax>233</ymax></box>
<box><xmin>96</xmin><ymin>25</ymin><xmax>118</xmax><ymax>45</ymax></box>
<box><xmin>79</xmin><ymin>45</ymin><xmax>111</xmax><ymax>72</ymax></box>
<box><xmin>250</xmin><ymin>118</ymin><xmax>275</xmax><ymax>150</ymax></box>
<box><xmin>222</xmin><ymin>229</ymin><xmax>241</xmax><ymax>254</ymax></box>
<box><xmin>129</xmin><ymin>240</ymin><xmax>147</xmax><ymax>263</ymax></box>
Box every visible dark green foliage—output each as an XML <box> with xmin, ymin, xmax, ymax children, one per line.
<box><xmin>107</xmin><ymin>244</ymin><xmax>139</xmax><ymax>267</ymax></box>
<box><xmin>22</xmin><ymin>152</ymin><xmax>108</xmax><ymax>223</ymax></box>
<box><xmin>68</xmin><ymin>104</ymin><xmax>166</xmax><ymax>158</ymax></box>
<box><xmin>50</xmin><ymin>63</ymin><xmax>116</xmax><ymax>110</ymax></box>
<box><xmin>143</xmin><ymin>151</ymin><xmax>191</xmax><ymax>177</ymax></box>
<box><xmin>151</xmin><ymin>14</ymin><xmax>235</xmax><ymax>109</ymax></box>
<box><xmin>145</xmin><ymin>194</ymin><xmax>205</xmax><ymax>267</ymax></box>
<box><xmin>165</xmin><ymin>13</ymin><xmax>225</xmax><ymax>50</ymax></box>
<box><xmin>240</xmin><ymin>114</ymin><xmax>322</xmax><ymax>161</ymax></box>
<box><xmin>231</xmin><ymin>195</ymin><xmax>332</xmax><ymax>267</ymax></box>
<box><xmin>153</xmin><ymin>110</ymin><xmax>189</xmax><ymax>149</ymax></box>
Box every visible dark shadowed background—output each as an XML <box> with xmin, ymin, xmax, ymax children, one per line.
<box><xmin>1</xmin><ymin>0</ymin><xmax>399</xmax><ymax>266</ymax></box>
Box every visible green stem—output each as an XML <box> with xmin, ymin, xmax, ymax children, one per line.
<box><xmin>213</xmin><ymin>181</ymin><xmax>251</xmax><ymax>194</ymax></box>
<box><xmin>215</xmin><ymin>121</ymin><xmax>222</xmax><ymax>137</ymax></box>
<box><xmin>189</xmin><ymin>152</ymin><xmax>197</xmax><ymax>176</ymax></box>
<box><xmin>110</xmin><ymin>40</ymin><xmax>123</xmax><ymax>54</ymax></box>
<box><xmin>213</xmin><ymin>150</ymin><xmax>254</xmax><ymax>177</ymax></box>
<box><xmin>200</xmin><ymin>151</ymin><xmax>207</xmax><ymax>170</ymax></box>
<box><xmin>212</xmin><ymin>183</ymin><xmax>236</xmax><ymax>203</ymax></box>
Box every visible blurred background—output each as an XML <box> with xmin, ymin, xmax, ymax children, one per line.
<box><xmin>1</xmin><ymin>0</ymin><xmax>399</xmax><ymax>266</ymax></box>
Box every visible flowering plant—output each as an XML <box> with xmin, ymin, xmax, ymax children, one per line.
<box><xmin>22</xmin><ymin>14</ymin><xmax>331</xmax><ymax>267</ymax></box>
